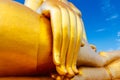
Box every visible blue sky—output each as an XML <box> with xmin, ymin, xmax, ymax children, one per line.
<box><xmin>15</xmin><ymin>0</ymin><xmax>120</xmax><ymax>52</ymax></box>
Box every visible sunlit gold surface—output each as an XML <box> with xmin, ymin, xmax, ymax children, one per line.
<box><xmin>36</xmin><ymin>0</ymin><xmax>83</xmax><ymax>76</ymax></box>
<box><xmin>24</xmin><ymin>0</ymin><xmax>89</xmax><ymax>77</ymax></box>
<box><xmin>24</xmin><ymin>0</ymin><xmax>44</xmax><ymax>11</ymax></box>
<box><xmin>0</xmin><ymin>0</ymin><xmax>120</xmax><ymax>80</ymax></box>
<box><xmin>0</xmin><ymin>0</ymin><xmax>54</xmax><ymax>76</ymax></box>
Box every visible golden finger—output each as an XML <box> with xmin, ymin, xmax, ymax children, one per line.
<box><xmin>72</xmin><ymin>15</ymin><xmax>83</xmax><ymax>74</ymax></box>
<box><xmin>68</xmin><ymin>2</ymin><xmax>81</xmax><ymax>16</ymax></box>
<box><xmin>66</xmin><ymin>9</ymin><xmax>77</xmax><ymax>77</ymax></box>
<box><xmin>37</xmin><ymin>2</ymin><xmax>62</xmax><ymax>66</ymax></box>
<box><xmin>56</xmin><ymin>4</ymin><xmax>70</xmax><ymax>75</ymax></box>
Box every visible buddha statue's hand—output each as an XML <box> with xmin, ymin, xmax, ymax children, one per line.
<box><xmin>62</xmin><ymin>1</ymin><xmax>97</xmax><ymax>53</ymax></box>
<box><xmin>36</xmin><ymin>0</ymin><xmax>83</xmax><ymax>77</ymax></box>
<box><xmin>65</xmin><ymin>2</ymin><xmax>98</xmax><ymax>52</ymax></box>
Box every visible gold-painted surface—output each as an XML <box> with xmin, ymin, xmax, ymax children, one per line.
<box><xmin>77</xmin><ymin>67</ymin><xmax>111</xmax><ymax>80</ymax></box>
<box><xmin>100</xmin><ymin>52</ymin><xmax>107</xmax><ymax>57</ymax></box>
<box><xmin>37</xmin><ymin>0</ymin><xmax>84</xmax><ymax>77</ymax></box>
<box><xmin>0</xmin><ymin>0</ymin><xmax>120</xmax><ymax>80</ymax></box>
<box><xmin>107</xmin><ymin>59</ymin><xmax>120</xmax><ymax>79</ymax></box>
<box><xmin>24</xmin><ymin>0</ymin><xmax>44</xmax><ymax>11</ymax></box>
<box><xmin>105</xmin><ymin>66</ymin><xmax>113</xmax><ymax>80</ymax></box>
<box><xmin>0</xmin><ymin>0</ymin><xmax>54</xmax><ymax>76</ymax></box>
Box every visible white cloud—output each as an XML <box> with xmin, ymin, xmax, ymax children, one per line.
<box><xmin>106</xmin><ymin>48</ymin><xmax>114</xmax><ymax>52</ymax></box>
<box><xmin>106</xmin><ymin>14</ymin><xmax>119</xmax><ymax>21</ymax></box>
<box><xmin>117</xmin><ymin>32</ymin><xmax>120</xmax><ymax>37</ymax></box>
<box><xmin>96</xmin><ymin>28</ymin><xmax>105</xmax><ymax>32</ymax></box>
<box><xmin>101</xmin><ymin>0</ymin><xmax>119</xmax><ymax>21</ymax></box>
<box><xmin>116</xmin><ymin>32</ymin><xmax>120</xmax><ymax>50</ymax></box>
<box><xmin>101</xmin><ymin>0</ymin><xmax>111</xmax><ymax>12</ymax></box>
<box><xmin>117</xmin><ymin>47</ymin><xmax>120</xmax><ymax>50</ymax></box>
<box><xmin>116</xmin><ymin>32</ymin><xmax>120</xmax><ymax>42</ymax></box>
<box><xmin>116</xmin><ymin>39</ymin><xmax>120</xmax><ymax>42</ymax></box>
<box><xmin>106</xmin><ymin>47</ymin><xmax>120</xmax><ymax>52</ymax></box>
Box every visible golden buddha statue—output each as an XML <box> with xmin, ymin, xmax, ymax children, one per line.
<box><xmin>0</xmin><ymin>0</ymin><xmax>120</xmax><ymax>80</ymax></box>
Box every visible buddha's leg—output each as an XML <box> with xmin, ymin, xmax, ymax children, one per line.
<box><xmin>106</xmin><ymin>59</ymin><xmax>120</xmax><ymax>79</ymax></box>
<box><xmin>72</xmin><ymin>59</ymin><xmax>120</xmax><ymax>80</ymax></box>
<box><xmin>75</xmin><ymin>40</ymin><xmax>120</xmax><ymax>79</ymax></box>
<box><xmin>0</xmin><ymin>0</ymin><xmax>54</xmax><ymax>76</ymax></box>
<box><xmin>77</xmin><ymin>40</ymin><xmax>120</xmax><ymax>67</ymax></box>
<box><xmin>73</xmin><ymin>67</ymin><xmax>111</xmax><ymax>80</ymax></box>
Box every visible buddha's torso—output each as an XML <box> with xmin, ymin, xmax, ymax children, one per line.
<box><xmin>0</xmin><ymin>0</ymin><xmax>54</xmax><ymax>76</ymax></box>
